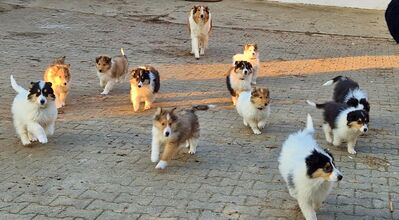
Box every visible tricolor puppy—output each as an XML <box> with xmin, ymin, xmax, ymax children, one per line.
<box><xmin>279</xmin><ymin>114</ymin><xmax>342</xmax><ymax>220</ymax></box>
<box><xmin>226</xmin><ymin>60</ymin><xmax>253</xmax><ymax>105</ymax></box>
<box><xmin>322</xmin><ymin>76</ymin><xmax>370</xmax><ymax>112</ymax></box>
<box><xmin>233</xmin><ymin>43</ymin><xmax>260</xmax><ymax>85</ymax></box>
<box><xmin>43</xmin><ymin>56</ymin><xmax>71</xmax><ymax>108</ymax></box>
<box><xmin>236</xmin><ymin>87</ymin><xmax>270</xmax><ymax>134</ymax></box>
<box><xmin>130</xmin><ymin>65</ymin><xmax>160</xmax><ymax>112</ymax></box>
<box><xmin>95</xmin><ymin>48</ymin><xmax>128</xmax><ymax>95</ymax></box>
<box><xmin>188</xmin><ymin>5</ymin><xmax>212</xmax><ymax>59</ymax></box>
<box><xmin>151</xmin><ymin>105</ymin><xmax>215</xmax><ymax>169</ymax></box>
<box><xmin>307</xmin><ymin>100</ymin><xmax>369</xmax><ymax>154</ymax></box>
<box><xmin>10</xmin><ymin>75</ymin><xmax>57</xmax><ymax>146</ymax></box>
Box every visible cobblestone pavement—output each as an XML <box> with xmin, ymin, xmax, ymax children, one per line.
<box><xmin>0</xmin><ymin>1</ymin><xmax>398</xmax><ymax>220</ymax></box>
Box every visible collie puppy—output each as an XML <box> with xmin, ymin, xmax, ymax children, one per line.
<box><xmin>322</xmin><ymin>76</ymin><xmax>370</xmax><ymax>112</ymax></box>
<box><xmin>307</xmin><ymin>100</ymin><xmax>369</xmax><ymax>154</ymax></box>
<box><xmin>236</xmin><ymin>87</ymin><xmax>270</xmax><ymax>134</ymax></box>
<box><xmin>95</xmin><ymin>48</ymin><xmax>128</xmax><ymax>95</ymax></box>
<box><xmin>43</xmin><ymin>56</ymin><xmax>71</xmax><ymax>108</ymax></box>
<box><xmin>10</xmin><ymin>75</ymin><xmax>57</xmax><ymax>146</ymax></box>
<box><xmin>279</xmin><ymin>114</ymin><xmax>343</xmax><ymax>220</ymax></box>
<box><xmin>233</xmin><ymin>43</ymin><xmax>260</xmax><ymax>85</ymax></box>
<box><xmin>151</xmin><ymin>105</ymin><xmax>215</xmax><ymax>169</ymax></box>
<box><xmin>226</xmin><ymin>60</ymin><xmax>253</xmax><ymax>105</ymax></box>
<box><xmin>130</xmin><ymin>65</ymin><xmax>160</xmax><ymax>112</ymax></box>
<box><xmin>188</xmin><ymin>5</ymin><xmax>212</xmax><ymax>59</ymax></box>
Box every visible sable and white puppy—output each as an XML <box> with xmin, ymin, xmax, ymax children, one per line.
<box><xmin>323</xmin><ymin>76</ymin><xmax>370</xmax><ymax>112</ymax></box>
<box><xmin>233</xmin><ymin>43</ymin><xmax>260</xmax><ymax>85</ymax></box>
<box><xmin>279</xmin><ymin>114</ymin><xmax>343</xmax><ymax>220</ymax></box>
<box><xmin>188</xmin><ymin>5</ymin><xmax>212</xmax><ymax>59</ymax></box>
<box><xmin>226</xmin><ymin>60</ymin><xmax>253</xmax><ymax>105</ymax></box>
<box><xmin>10</xmin><ymin>75</ymin><xmax>57</xmax><ymax>146</ymax></box>
<box><xmin>151</xmin><ymin>105</ymin><xmax>215</xmax><ymax>169</ymax></box>
<box><xmin>130</xmin><ymin>65</ymin><xmax>160</xmax><ymax>112</ymax></box>
<box><xmin>307</xmin><ymin>100</ymin><xmax>369</xmax><ymax>154</ymax></box>
<box><xmin>95</xmin><ymin>48</ymin><xmax>128</xmax><ymax>95</ymax></box>
<box><xmin>43</xmin><ymin>56</ymin><xmax>71</xmax><ymax>108</ymax></box>
<box><xmin>236</xmin><ymin>87</ymin><xmax>270</xmax><ymax>134</ymax></box>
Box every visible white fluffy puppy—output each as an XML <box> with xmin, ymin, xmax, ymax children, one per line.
<box><xmin>236</xmin><ymin>87</ymin><xmax>270</xmax><ymax>134</ymax></box>
<box><xmin>233</xmin><ymin>43</ymin><xmax>260</xmax><ymax>85</ymax></box>
<box><xmin>279</xmin><ymin>114</ymin><xmax>343</xmax><ymax>220</ymax></box>
<box><xmin>10</xmin><ymin>75</ymin><xmax>58</xmax><ymax>145</ymax></box>
<box><xmin>188</xmin><ymin>5</ymin><xmax>212</xmax><ymax>59</ymax></box>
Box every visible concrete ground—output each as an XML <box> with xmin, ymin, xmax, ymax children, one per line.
<box><xmin>0</xmin><ymin>0</ymin><xmax>398</xmax><ymax>219</ymax></box>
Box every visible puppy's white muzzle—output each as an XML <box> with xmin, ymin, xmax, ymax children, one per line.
<box><xmin>138</xmin><ymin>81</ymin><xmax>143</xmax><ymax>88</ymax></box>
<box><xmin>329</xmin><ymin>168</ymin><xmax>343</xmax><ymax>182</ymax></box>
<box><xmin>163</xmin><ymin>127</ymin><xmax>172</xmax><ymax>137</ymax></box>
<box><xmin>37</xmin><ymin>95</ymin><xmax>47</xmax><ymax>107</ymax></box>
<box><xmin>360</xmin><ymin>124</ymin><xmax>368</xmax><ymax>133</ymax></box>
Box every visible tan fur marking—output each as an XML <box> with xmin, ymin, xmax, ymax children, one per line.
<box><xmin>311</xmin><ymin>168</ymin><xmax>331</xmax><ymax>180</ymax></box>
<box><xmin>192</xmin><ymin>5</ymin><xmax>210</xmax><ymax>24</ymax></box>
<box><xmin>348</xmin><ymin>121</ymin><xmax>365</xmax><ymax>129</ymax></box>
<box><xmin>250</xmin><ymin>87</ymin><xmax>270</xmax><ymax>109</ymax></box>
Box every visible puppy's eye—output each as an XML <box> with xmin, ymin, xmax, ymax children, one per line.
<box><xmin>169</xmin><ymin>123</ymin><xmax>172</xmax><ymax>126</ymax></box>
<box><xmin>161</xmin><ymin>123</ymin><xmax>165</xmax><ymax>126</ymax></box>
<box><xmin>259</xmin><ymin>96</ymin><xmax>263</xmax><ymax>99</ymax></box>
<box><xmin>324</xmin><ymin>165</ymin><xmax>332</xmax><ymax>173</ymax></box>
<box><xmin>43</xmin><ymin>89</ymin><xmax>47</xmax><ymax>93</ymax></box>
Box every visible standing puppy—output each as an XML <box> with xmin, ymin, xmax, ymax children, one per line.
<box><xmin>151</xmin><ymin>105</ymin><xmax>215</xmax><ymax>169</ymax></box>
<box><xmin>10</xmin><ymin>75</ymin><xmax>57</xmax><ymax>146</ymax></box>
<box><xmin>233</xmin><ymin>44</ymin><xmax>260</xmax><ymax>85</ymax></box>
<box><xmin>322</xmin><ymin>76</ymin><xmax>370</xmax><ymax>112</ymax></box>
<box><xmin>307</xmin><ymin>100</ymin><xmax>369</xmax><ymax>154</ymax></box>
<box><xmin>188</xmin><ymin>5</ymin><xmax>212</xmax><ymax>59</ymax></box>
<box><xmin>95</xmin><ymin>48</ymin><xmax>128</xmax><ymax>95</ymax></box>
<box><xmin>130</xmin><ymin>65</ymin><xmax>160</xmax><ymax>112</ymax></box>
<box><xmin>43</xmin><ymin>56</ymin><xmax>71</xmax><ymax>108</ymax></box>
<box><xmin>279</xmin><ymin>114</ymin><xmax>343</xmax><ymax>220</ymax></box>
<box><xmin>226</xmin><ymin>60</ymin><xmax>253</xmax><ymax>105</ymax></box>
<box><xmin>236</xmin><ymin>87</ymin><xmax>270</xmax><ymax>134</ymax></box>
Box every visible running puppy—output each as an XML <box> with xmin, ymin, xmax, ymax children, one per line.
<box><xmin>130</xmin><ymin>65</ymin><xmax>160</xmax><ymax>112</ymax></box>
<box><xmin>226</xmin><ymin>60</ymin><xmax>253</xmax><ymax>105</ymax></box>
<box><xmin>151</xmin><ymin>105</ymin><xmax>215</xmax><ymax>169</ymax></box>
<box><xmin>43</xmin><ymin>56</ymin><xmax>71</xmax><ymax>108</ymax></box>
<box><xmin>279</xmin><ymin>114</ymin><xmax>343</xmax><ymax>220</ymax></box>
<box><xmin>307</xmin><ymin>100</ymin><xmax>369</xmax><ymax>154</ymax></box>
<box><xmin>233</xmin><ymin>43</ymin><xmax>260</xmax><ymax>85</ymax></box>
<box><xmin>236</xmin><ymin>87</ymin><xmax>270</xmax><ymax>134</ymax></box>
<box><xmin>10</xmin><ymin>75</ymin><xmax>57</xmax><ymax>146</ymax></box>
<box><xmin>95</xmin><ymin>48</ymin><xmax>128</xmax><ymax>95</ymax></box>
<box><xmin>188</xmin><ymin>5</ymin><xmax>212</xmax><ymax>59</ymax></box>
<box><xmin>322</xmin><ymin>76</ymin><xmax>370</xmax><ymax>112</ymax></box>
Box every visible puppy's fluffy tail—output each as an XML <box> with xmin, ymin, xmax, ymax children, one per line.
<box><xmin>10</xmin><ymin>75</ymin><xmax>25</xmax><ymax>94</ymax></box>
<box><xmin>304</xmin><ymin>113</ymin><xmax>315</xmax><ymax>134</ymax></box>
<box><xmin>306</xmin><ymin>100</ymin><xmax>325</xmax><ymax>109</ymax></box>
<box><xmin>322</xmin><ymin>75</ymin><xmax>344</xmax><ymax>86</ymax></box>
<box><xmin>120</xmin><ymin>48</ymin><xmax>125</xmax><ymax>57</ymax></box>
<box><xmin>192</xmin><ymin>104</ymin><xmax>216</xmax><ymax>111</ymax></box>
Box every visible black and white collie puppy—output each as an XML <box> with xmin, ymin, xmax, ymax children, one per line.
<box><xmin>10</xmin><ymin>75</ymin><xmax>57</xmax><ymax>146</ymax></box>
<box><xmin>226</xmin><ymin>60</ymin><xmax>253</xmax><ymax>105</ymax></box>
<box><xmin>95</xmin><ymin>48</ymin><xmax>129</xmax><ymax>95</ymax></box>
<box><xmin>279</xmin><ymin>114</ymin><xmax>342</xmax><ymax>220</ymax></box>
<box><xmin>151</xmin><ymin>105</ymin><xmax>215</xmax><ymax>169</ymax></box>
<box><xmin>233</xmin><ymin>43</ymin><xmax>260</xmax><ymax>85</ymax></box>
<box><xmin>236</xmin><ymin>87</ymin><xmax>270</xmax><ymax>134</ymax></box>
<box><xmin>307</xmin><ymin>100</ymin><xmax>369</xmax><ymax>154</ymax></box>
<box><xmin>188</xmin><ymin>5</ymin><xmax>212</xmax><ymax>59</ymax></box>
<box><xmin>130</xmin><ymin>65</ymin><xmax>160</xmax><ymax>112</ymax></box>
<box><xmin>323</xmin><ymin>76</ymin><xmax>370</xmax><ymax>112</ymax></box>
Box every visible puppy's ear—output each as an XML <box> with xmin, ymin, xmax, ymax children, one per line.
<box><xmin>253</xmin><ymin>44</ymin><xmax>258</xmax><ymax>51</ymax></box>
<box><xmin>46</xmin><ymin>82</ymin><xmax>53</xmax><ymax>87</ymax></box>
<box><xmin>204</xmin><ymin>6</ymin><xmax>209</xmax><ymax>13</ymax></box>
<box><xmin>154</xmin><ymin>107</ymin><xmax>163</xmax><ymax>117</ymax></box>
<box><xmin>346</xmin><ymin>111</ymin><xmax>356</xmax><ymax>125</ymax></box>
<box><xmin>105</xmin><ymin>56</ymin><xmax>112</xmax><ymax>63</ymax></box>
<box><xmin>95</xmin><ymin>56</ymin><xmax>101</xmax><ymax>64</ymax></box>
<box><xmin>346</xmin><ymin>98</ymin><xmax>358</xmax><ymax>108</ymax></box>
<box><xmin>359</xmin><ymin>98</ymin><xmax>370</xmax><ymax>112</ymax></box>
<box><xmin>247</xmin><ymin>62</ymin><xmax>253</xmax><ymax>69</ymax></box>
<box><xmin>251</xmin><ymin>87</ymin><xmax>258</xmax><ymax>96</ymax></box>
<box><xmin>192</xmin><ymin>5</ymin><xmax>198</xmax><ymax>14</ymax></box>
<box><xmin>170</xmin><ymin>107</ymin><xmax>177</xmax><ymax>114</ymax></box>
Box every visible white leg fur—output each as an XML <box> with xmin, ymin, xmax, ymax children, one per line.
<box><xmin>155</xmin><ymin>160</ymin><xmax>168</xmax><ymax>169</ymax></box>
<box><xmin>151</xmin><ymin>132</ymin><xmax>160</xmax><ymax>163</ymax></box>
<box><xmin>332</xmin><ymin>131</ymin><xmax>342</xmax><ymax>147</ymax></box>
<box><xmin>132</xmin><ymin>97</ymin><xmax>140</xmax><ymax>112</ymax></box>
<box><xmin>248</xmin><ymin>121</ymin><xmax>261</xmax><ymax>135</ymax></box>
<box><xmin>101</xmin><ymin>80</ymin><xmax>115</xmax><ymax>95</ymax></box>
<box><xmin>298</xmin><ymin>197</ymin><xmax>317</xmax><ymax>220</ymax></box>
<box><xmin>191</xmin><ymin>36</ymin><xmax>200</xmax><ymax>59</ymax></box>
<box><xmin>188</xmin><ymin>138</ymin><xmax>198</xmax><ymax>155</ymax></box>
<box><xmin>45</xmin><ymin>122</ymin><xmax>55</xmax><ymax>136</ymax></box>
<box><xmin>258</xmin><ymin>119</ymin><xmax>267</xmax><ymax>130</ymax></box>
<box><xmin>322</xmin><ymin>123</ymin><xmax>333</xmax><ymax>144</ymax></box>
<box><xmin>27</xmin><ymin>122</ymin><xmax>47</xmax><ymax>144</ymax></box>
<box><xmin>144</xmin><ymin>98</ymin><xmax>152</xmax><ymax>111</ymax></box>
<box><xmin>347</xmin><ymin>137</ymin><xmax>357</xmax><ymax>154</ymax></box>
<box><xmin>16</xmin><ymin>123</ymin><xmax>30</xmax><ymax>145</ymax></box>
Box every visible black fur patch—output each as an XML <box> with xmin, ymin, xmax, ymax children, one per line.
<box><xmin>132</xmin><ymin>67</ymin><xmax>160</xmax><ymax>93</ymax></box>
<box><xmin>28</xmin><ymin>81</ymin><xmax>55</xmax><ymax>100</ymax></box>
<box><xmin>316</xmin><ymin>101</ymin><xmax>348</xmax><ymax>129</ymax></box>
<box><xmin>226</xmin><ymin>75</ymin><xmax>236</xmax><ymax>97</ymax></box>
<box><xmin>359</xmin><ymin>98</ymin><xmax>370</xmax><ymax>112</ymax></box>
<box><xmin>234</xmin><ymin>60</ymin><xmax>253</xmax><ymax>72</ymax></box>
<box><xmin>347</xmin><ymin>109</ymin><xmax>369</xmax><ymax>126</ymax></box>
<box><xmin>333</xmin><ymin>77</ymin><xmax>360</xmax><ymax>103</ymax></box>
<box><xmin>305</xmin><ymin>150</ymin><xmax>333</xmax><ymax>178</ymax></box>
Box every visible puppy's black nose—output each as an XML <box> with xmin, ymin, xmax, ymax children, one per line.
<box><xmin>200</xmin><ymin>14</ymin><xmax>204</xmax><ymax>18</ymax></box>
<box><xmin>40</xmin><ymin>99</ymin><xmax>45</xmax><ymax>105</ymax></box>
<box><xmin>165</xmin><ymin>131</ymin><xmax>170</xmax><ymax>137</ymax></box>
<box><xmin>138</xmin><ymin>85</ymin><xmax>142</xmax><ymax>88</ymax></box>
<box><xmin>264</xmin><ymin>103</ymin><xmax>268</xmax><ymax>106</ymax></box>
<box><xmin>364</xmin><ymin>128</ymin><xmax>368</xmax><ymax>132</ymax></box>
<box><xmin>64</xmin><ymin>82</ymin><xmax>67</xmax><ymax>86</ymax></box>
<box><xmin>244</xmin><ymin>70</ymin><xmax>248</xmax><ymax>74</ymax></box>
<box><xmin>338</xmin><ymin>175</ymin><xmax>343</xmax><ymax>181</ymax></box>
<box><xmin>99</xmin><ymin>70</ymin><xmax>102</xmax><ymax>72</ymax></box>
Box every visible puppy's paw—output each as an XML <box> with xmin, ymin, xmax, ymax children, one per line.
<box><xmin>144</xmin><ymin>105</ymin><xmax>151</xmax><ymax>110</ymax></box>
<box><xmin>151</xmin><ymin>154</ymin><xmax>159</xmax><ymax>163</ymax></box>
<box><xmin>188</xmin><ymin>149</ymin><xmax>196</xmax><ymax>155</ymax></box>
<box><xmin>21</xmin><ymin>139</ymin><xmax>31</xmax><ymax>146</ymax></box>
<box><xmin>326</xmin><ymin>137</ymin><xmax>333</xmax><ymax>144</ymax></box>
<box><xmin>100</xmin><ymin>91</ymin><xmax>109</xmax><ymax>95</ymax></box>
<box><xmin>251</xmin><ymin>81</ymin><xmax>257</xmax><ymax>85</ymax></box>
<box><xmin>252</xmin><ymin>129</ymin><xmax>262</xmax><ymax>135</ymax></box>
<box><xmin>38</xmin><ymin>136</ymin><xmax>48</xmax><ymax>144</ymax></box>
<box><xmin>348</xmin><ymin>148</ymin><xmax>357</xmax><ymax>155</ymax></box>
<box><xmin>28</xmin><ymin>133</ymin><xmax>37</xmax><ymax>142</ymax></box>
<box><xmin>155</xmin><ymin>160</ymin><xmax>167</xmax><ymax>169</ymax></box>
